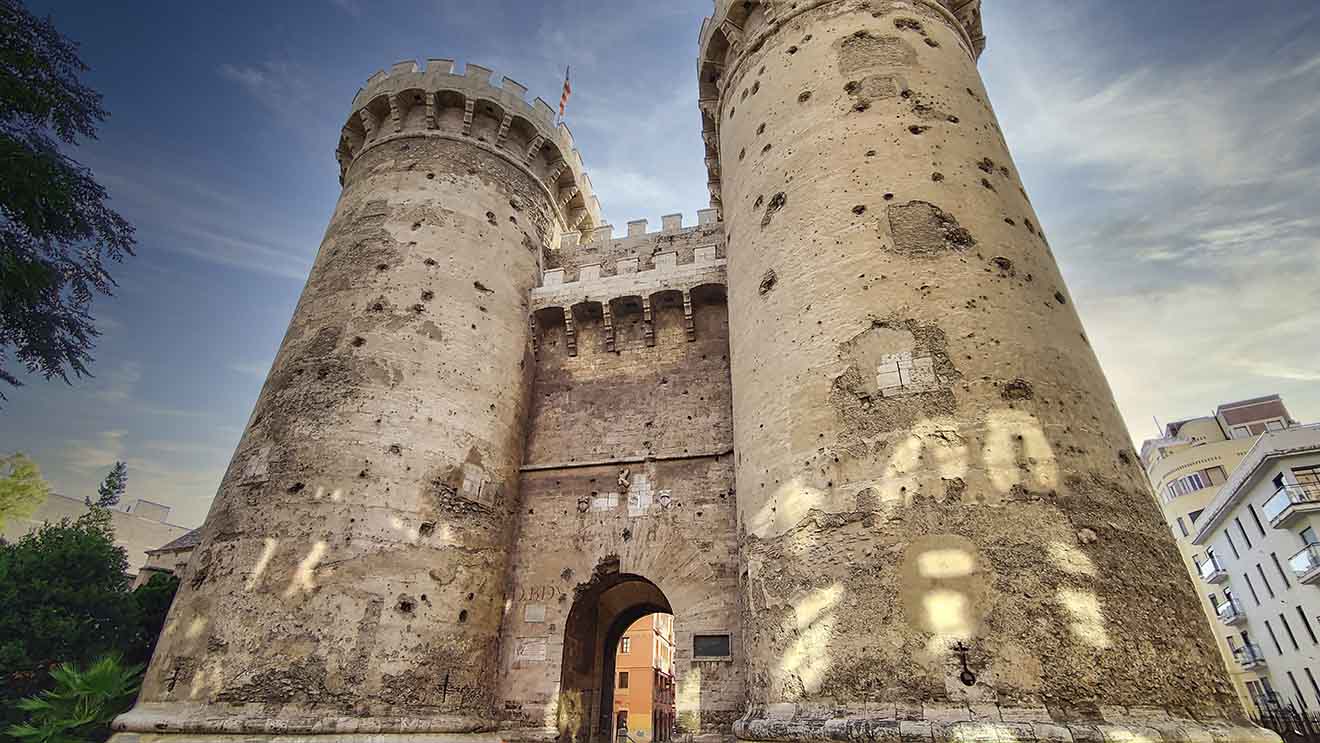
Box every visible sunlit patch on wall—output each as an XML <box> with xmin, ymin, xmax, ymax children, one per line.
<box><xmin>283</xmin><ymin>540</ymin><xmax>328</xmax><ymax>598</ymax></box>
<box><xmin>246</xmin><ymin>537</ymin><xmax>278</xmax><ymax>591</ymax></box>
<box><xmin>1057</xmin><ymin>588</ymin><xmax>1111</xmax><ymax>649</ymax></box>
<box><xmin>902</xmin><ymin>535</ymin><xmax>990</xmax><ymax>653</ymax></box>
<box><xmin>983</xmin><ymin>409</ymin><xmax>1058</xmax><ymax>494</ymax></box>
<box><xmin>778</xmin><ymin>583</ymin><xmax>842</xmax><ymax>695</ymax></box>
<box><xmin>1048</xmin><ymin>541</ymin><xmax>1096</xmax><ymax>577</ymax></box>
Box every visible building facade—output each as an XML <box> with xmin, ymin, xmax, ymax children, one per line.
<box><xmin>1188</xmin><ymin>423</ymin><xmax>1320</xmax><ymax>712</ymax></box>
<box><xmin>613</xmin><ymin>614</ymin><xmax>676</xmax><ymax>743</ymax></box>
<box><xmin>112</xmin><ymin>4</ymin><xmax>1275</xmax><ymax>743</ymax></box>
<box><xmin>1141</xmin><ymin>396</ymin><xmax>1300</xmax><ymax>708</ymax></box>
<box><xmin>133</xmin><ymin>529</ymin><xmax>201</xmax><ymax>588</ymax></box>
<box><xmin>1</xmin><ymin>494</ymin><xmax>192</xmax><ymax>578</ymax></box>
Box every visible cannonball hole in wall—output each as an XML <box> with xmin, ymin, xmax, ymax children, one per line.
<box><xmin>459</xmin><ymin>609</ymin><xmax>468</xmax><ymax>623</ymax></box>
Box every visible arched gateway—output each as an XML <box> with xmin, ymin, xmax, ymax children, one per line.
<box><xmin>558</xmin><ymin>572</ymin><xmax>671</xmax><ymax>743</ymax></box>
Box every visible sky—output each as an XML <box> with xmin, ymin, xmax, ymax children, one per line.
<box><xmin>2</xmin><ymin>0</ymin><xmax>1318</xmax><ymax>528</ymax></box>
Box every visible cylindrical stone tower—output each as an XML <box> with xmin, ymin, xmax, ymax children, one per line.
<box><xmin>699</xmin><ymin>2</ymin><xmax>1273</xmax><ymax>740</ymax></box>
<box><xmin>112</xmin><ymin>60</ymin><xmax>601</xmax><ymax>741</ymax></box>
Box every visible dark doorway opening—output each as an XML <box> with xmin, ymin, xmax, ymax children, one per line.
<box><xmin>558</xmin><ymin>566</ymin><xmax>673</xmax><ymax>743</ymax></box>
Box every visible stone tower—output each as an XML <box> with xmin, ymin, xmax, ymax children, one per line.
<box><xmin>697</xmin><ymin>0</ymin><xmax>1271</xmax><ymax>742</ymax></box>
<box><xmin>113</xmin><ymin>5</ymin><xmax>1274</xmax><ymax>743</ymax></box>
<box><xmin>113</xmin><ymin>60</ymin><xmax>601</xmax><ymax>738</ymax></box>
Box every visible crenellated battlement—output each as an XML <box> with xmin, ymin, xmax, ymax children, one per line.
<box><xmin>539</xmin><ymin>244</ymin><xmax>723</xmax><ymax>291</ymax></box>
<box><xmin>555</xmin><ymin>208</ymin><xmax>721</xmax><ymax>249</ymax></box>
<box><xmin>338</xmin><ymin>58</ymin><xmax>603</xmax><ymax>232</ymax></box>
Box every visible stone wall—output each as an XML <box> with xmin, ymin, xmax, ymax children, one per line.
<box><xmin>497</xmin><ymin>228</ymin><xmax>743</xmax><ymax>740</ymax></box>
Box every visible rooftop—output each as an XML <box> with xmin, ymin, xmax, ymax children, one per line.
<box><xmin>1191</xmin><ymin>423</ymin><xmax>1320</xmax><ymax>544</ymax></box>
<box><xmin>147</xmin><ymin>528</ymin><xmax>202</xmax><ymax>554</ymax></box>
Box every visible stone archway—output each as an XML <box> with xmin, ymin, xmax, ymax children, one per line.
<box><xmin>558</xmin><ymin>564</ymin><xmax>672</xmax><ymax>743</ymax></box>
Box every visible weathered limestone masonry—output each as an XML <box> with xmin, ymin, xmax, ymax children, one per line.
<box><xmin>113</xmin><ymin>59</ymin><xmax>601</xmax><ymax>741</ymax></box>
<box><xmin>115</xmin><ymin>6</ymin><xmax>1277</xmax><ymax>743</ymax></box>
<box><xmin>698</xmin><ymin>1</ymin><xmax>1272</xmax><ymax>742</ymax></box>
<box><xmin>498</xmin><ymin>215</ymin><xmax>743</xmax><ymax>742</ymax></box>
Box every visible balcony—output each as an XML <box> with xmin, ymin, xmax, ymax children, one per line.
<box><xmin>1234</xmin><ymin>643</ymin><xmax>1267</xmax><ymax>670</ymax></box>
<box><xmin>1217</xmin><ymin>597</ymin><xmax>1248</xmax><ymax>626</ymax></box>
<box><xmin>1289</xmin><ymin>544</ymin><xmax>1320</xmax><ymax>585</ymax></box>
<box><xmin>1199</xmin><ymin>556</ymin><xmax>1228</xmax><ymax>584</ymax></box>
<box><xmin>1262</xmin><ymin>484</ymin><xmax>1320</xmax><ymax>528</ymax></box>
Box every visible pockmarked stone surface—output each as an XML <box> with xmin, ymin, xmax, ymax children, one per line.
<box><xmin>111</xmin><ymin>5</ymin><xmax>1277</xmax><ymax>743</ymax></box>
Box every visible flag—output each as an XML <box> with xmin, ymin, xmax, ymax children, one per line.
<box><xmin>558</xmin><ymin>66</ymin><xmax>572</xmax><ymax>122</ymax></box>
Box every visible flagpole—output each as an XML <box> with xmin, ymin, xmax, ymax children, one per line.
<box><xmin>557</xmin><ymin>65</ymin><xmax>571</xmax><ymax>126</ymax></box>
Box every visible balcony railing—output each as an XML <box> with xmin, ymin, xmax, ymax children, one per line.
<box><xmin>1263</xmin><ymin>484</ymin><xmax>1320</xmax><ymax>527</ymax></box>
<box><xmin>1217</xmin><ymin>597</ymin><xmax>1247</xmax><ymax>625</ymax></box>
<box><xmin>1289</xmin><ymin>544</ymin><xmax>1320</xmax><ymax>584</ymax></box>
<box><xmin>1234</xmin><ymin>643</ymin><xmax>1267</xmax><ymax>669</ymax></box>
<box><xmin>1199</xmin><ymin>556</ymin><xmax>1228</xmax><ymax>583</ymax></box>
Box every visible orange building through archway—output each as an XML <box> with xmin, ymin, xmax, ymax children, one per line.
<box><xmin>612</xmin><ymin>614</ymin><xmax>675</xmax><ymax>743</ymax></box>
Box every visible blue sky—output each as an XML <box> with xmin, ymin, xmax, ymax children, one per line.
<box><xmin>3</xmin><ymin>0</ymin><xmax>1318</xmax><ymax>528</ymax></box>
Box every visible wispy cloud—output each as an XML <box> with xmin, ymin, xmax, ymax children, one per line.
<box><xmin>983</xmin><ymin>3</ymin><xmax>1320</xmax><ymax>437</ymax></box>
<box><xmin>93</xmin><ymin>361</ymin><xmax>142</xmax><ymax>404</ymax></box>
<box><xmin>89</xmin><ymin>154</ymin><xmax>315</xmax><ymax>281</ymax></box>
<box><xmin>227</xmin><ymin>360</ymin><xmax>271</xmax><ymax>378</ymax></box>
<box><xmin>65</xmin><ymin>429</ymin><xmax>128</xmax><ymax>472</ymax></box>
<box><xmin>329</xmin><ymin>0</ymin><xmax>362</xmax><ymax>17</ymax></box>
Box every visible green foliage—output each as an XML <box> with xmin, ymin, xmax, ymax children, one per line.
<box><xmin>84</xmin><ymin>463</ymin><xmax>125</xmax><ymax>510</ymax></box>
<box><xmin>5</xmin><ymin>655</ymin><xmax>142</xmax><ymax>743</ymax></box>
<box><xmin>0</xmin><ymin>0</ymin><xmax>136</xmax><ymax>401</ymax></box>
<box><xmin>0</xmin><ymin>453</ymin><xmax>49</xmax><ymax>530</ymax></box>
<box><xmin>130</xmin><ymin>572</ymin><xmax>179</xmax><ymax>661</ymax></box>
<box><xmin>0</xmin><ymin>510</ymin><xmax>136</xmax><ymax>735</ymax></box>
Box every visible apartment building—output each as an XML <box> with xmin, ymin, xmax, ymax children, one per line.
<box><xmin>1190</xmin><ymin>422</ymin><xmax>1320</xmax><ymax>712</ymax></box>
<box><xmin>613</xmin><ymin>613</ymin><xmax>676</xmax><ymax>742</ymax></box>
<box><xmin>1141</xmin><ymin>395</ymin><xmax>1299</xmax><ymax>710</ymax></box>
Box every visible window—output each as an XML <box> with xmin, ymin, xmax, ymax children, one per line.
<box><xmin>1248</xmin><ymin>504</ymin><xmax>1267</xmax><ymax>537</ymax></box>
<box><xmin>618</xmin><ymin>671</ymin><xmax>629</xmax><ymax>689</ymax></box>
<box><xmin>1177</xmin><ymin>517</ymin><xmax>1189</xmax><ymax>538</ymax></box>
<box><xmin>1272</xmin><ymin>552</ymin><xmax>1293</xmax><ymax>589</ymax></box>
<box><xmin>1265</xmin><ymin>619</ymin><xmax>1284</xmax><ymax>654</ymax></box>
<box><xmin>1306</xmin><ymin>668</ymin><xmax>1320</xmax><ymax>706</ymax></box>
<box><xmin>1242</xmin><ymin>573</ymin><xmax>1260</xmax><ymax>605</ymax></box>
<box><xmin>693</xmin><ymin>633</ymin><xmax>732</xmax><ymax>659</ymax></box>
<box><xmin>1297</xmin><ymin>466</ymin><xmax>1320</xmax><ymax>496</ymax></box>
<box><xmin>1225</xmin><ymin>530</ymin><xmax>1241</xmax><ymax>559</ymax></box>
<box><xmin>1236</xmin><ymin>518</ymin><xmax>1252</xmax><ymax>548</ymax></box>
<box><xmin>1167</xmin><ymin>472</ymin><xmax>1210</xmax><ymax>501</ymax></box>
<box><xmin>1189</xmin><ymin>508</ymin><xmax>1205</xmax><ymax>524</ymax></box>
<box><xmin>1257</xmin><ymin>564</ymin><xmax>1276</xmax><ymax>598</ymax></box>
<box><xmin>1268</xmin><ymin>420</ymin><xmax>1286</xmax><ymax>431</ymax></box>
<box><xmin>1281</xmin><ymin>613</ymin><xmax>1302</xmax><ymax>650</ymax></box>
<box><xmin>1233</xmin><ymin>426</ymin><xmax>1251</xmax><ymax>439</ymax></box>
<box><xmin>1304</xmin><ymin>527</ymin><xmax>1319</xmax><ymax>546</ymax></box>
<box><xmin>1289</xmin><ymin>672</ymin><xmax>1309</xmax><ymax>708</ymax></box>
<box><xmin>1298</xmin><ymin>607</ymin><xmax>1319</xmax><ymax>644</ymax></box>
<box><xmin>620</xmin><ymin>637</ymin><xmax>631</xmax><ymax>654</ymax></box>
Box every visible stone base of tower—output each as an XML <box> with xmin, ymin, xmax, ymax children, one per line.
<box><xmin>109</xmin><ymin>735</ymin><xmax>503</xmax><ymax>743</ymax></box>
<box><xmin>733</xmin><ymin>706</ymin><xmax>1280</xmax><ymax>743</ymax></box>
<box><xmin>110</xmin><ymin>703</ymin><xmax>503</xmax><ymax>743</ymax></box>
